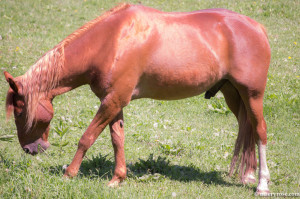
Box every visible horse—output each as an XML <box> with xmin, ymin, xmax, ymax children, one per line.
<box><xmin>4</xmin><ymin>3</ymin><xmax>271</xmax><ymax>194</ymax></box>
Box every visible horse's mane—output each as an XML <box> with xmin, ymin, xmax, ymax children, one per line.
<box><xmin>61</xmin><ymin>3</ymin><xmax>131</xmax><ymax>47</ymax></box>
<box><xmin>19</xmin><ymin>3</ymin><xmax>131</xmax><ymax>130</ymax></box>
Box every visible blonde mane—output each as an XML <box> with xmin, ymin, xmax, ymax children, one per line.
<box><xmin>20</xmin><ymin>3</ymin><xmax>131</xmax><ymax>130</ymax></box>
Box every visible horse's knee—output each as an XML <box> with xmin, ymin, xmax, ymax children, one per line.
<box><xmin>244</xmin><ymin>97</ymin><xmax>267</xmax><ymax>144</ymax></box>
<box><xmin>111</xmin><ymin>127</ymin><xmax>124</xmax><ymax>148</ymax></box>
<box><xmin>110</xmin><ymin>119</ymin><xmax>125</xmax><ymax>148</ymax></box>
<box><xmin>256</xmin><ymin>119</ymin><xmax>267</xmax><ymax>144</ymax></box>
<box><xmin>110</xmin><ymin>121</ymin><xmax>124</xmax><ymax>137</ymax></box>
<box><xmin>78</xmin><ymin>135</ymin><xmax>93</xmax><ymax>151</ymax></box>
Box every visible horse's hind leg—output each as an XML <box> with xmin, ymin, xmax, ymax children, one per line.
<box><xmin>233</xmin><ymin>82</ymin><xmax>270</xmax><ymax>194</ymax></box>
<box><xmin>108</xmin><ymin>110</ymin><xmax>126</xmax><ymax>187</ymax></box>
<box><xmin>221</xmin><ymin>82</ymin><xmax>257</xmax><ymax>184</ymax></box>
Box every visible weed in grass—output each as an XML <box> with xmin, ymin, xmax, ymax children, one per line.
<box><xmin>130</xmin><ymin>154</ymin><xmax>170</xmax><ymax>176</ymax></box>
<box><xmin>157</xmin><ymin>140</ymin><xmax>184</xmax><ymax>156</ymax></box>
<box><xmin>207</xmin><ymin>94</ymin><xmax>230</xmax><ymax>115</ymax></box>
<box><xmin>0</xmin><ymin>135</ymin><xmax>15</xmax><ymax>142</ymax></box>
<box><xmin>136</xmin><ymin>172</ymin><xmax>165</xmax><ymax>182</ymax></box>
<box><xmin>52</xmin><ymin>121</ymin><xmax>70</xmax><ymax>156</ymax></box>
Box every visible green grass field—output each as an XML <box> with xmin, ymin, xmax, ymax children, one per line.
<box><xmin>0</xmin><ymin>0</ymin><xmax>299</xmax><ymax>198</ymax></box>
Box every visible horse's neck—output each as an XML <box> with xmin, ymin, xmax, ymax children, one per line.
<box><xmin>48</xmin><ymin>44</ymin><xmax>98</xmax><ymax>98</ymax></box>
<box><xmin>47</xmin><ymin>63</ymin><xmax>89</xmax><ymax>99</ymax></box>
<box><xmin>50</xmin><ymin>20</ymin><xmax>120</xmax><ymax>98</ymax></box>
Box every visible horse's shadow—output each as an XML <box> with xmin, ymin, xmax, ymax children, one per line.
<box><xmin>48</xmin><ymin>153</ymin><xmax>252</xmax><ymax>189</ymax></box>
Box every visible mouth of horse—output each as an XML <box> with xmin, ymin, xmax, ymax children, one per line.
<box><xmin>23</xmin><ymin>140</ymin><xmax>50</xmax><ymax>155</ymax></box>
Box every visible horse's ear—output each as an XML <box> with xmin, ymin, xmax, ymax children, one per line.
<box><xmin>4</xmin><ymin>71</ymin><xmax>19</xmax><ymax>94</ymax></box>
<box><xmin>5</xmin><ymin>89</ymin><xmax>14</xmax><ymax>121</ymax></box>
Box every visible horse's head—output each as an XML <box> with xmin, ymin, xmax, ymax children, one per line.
<box><xmin>4</xmin><ymin>71</ymin><xmax>53</xmax><ymax>155</ymax></box>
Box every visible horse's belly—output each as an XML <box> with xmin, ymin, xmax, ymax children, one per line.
<box><xmin>133</xmin><ymin>84</ymin><xmax>211</xmax><ymax>100</ymax></box>
<box><xmin>132</xmin><ymin>66</ymin><xmax>221</xmax><ymax>100</ymax></box>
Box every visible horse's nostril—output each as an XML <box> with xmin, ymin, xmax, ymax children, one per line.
<box><xmin>23</xmin><ymin>147</ymin><xmax>30</xmax><ymax>154</ymax></box>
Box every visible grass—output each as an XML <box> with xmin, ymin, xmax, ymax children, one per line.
<box><xmin>0</xmin><ymin>0</ymin><xmax>299</xmax><ymax>198</ymax></box>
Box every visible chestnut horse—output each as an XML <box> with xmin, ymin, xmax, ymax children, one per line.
<box><xmin>4</xmin><ymin>4</ymin><xmax>271</xmax><ymax>193</ymax></box>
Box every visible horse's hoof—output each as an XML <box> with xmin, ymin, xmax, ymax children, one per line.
<box><xmin>63</xmin><ymin>173</ymin><xmax>71</xmax><ymax>178</ymax></box>
<box><xmin>243</xmin><ymin>178</ymin><xmax>256</xmax><ymax>184</ymax></box>
<box><xmin>107</xmin><ymin>180</ymin><xmax>120</xmax><ymax>188</ymax></box>
<box><xmin>62</xmin><ymin>175</ymin><xmax>71</xmax><ymax>180</ymax></box>
<box><xmin>63</xmin><ymin>170</ymin><xmax>77</xmax><ymax>178</ymax></box>
<box><xmin>242</xmin><ymin>175</ymin><xmax>256</xmax><ymax>184</ymax></box>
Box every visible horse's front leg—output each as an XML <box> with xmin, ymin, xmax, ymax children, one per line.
<box><xmin>64</xmin><ymin>100</ymin><xmax>121</xmax><ymax>178</ymax></box>
<box><xmin>108</xmin><ymin>110</ymin><xmax>126</xmax><ymax>187</ymax></box>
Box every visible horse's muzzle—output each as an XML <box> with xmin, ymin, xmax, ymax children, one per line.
<box><xmin>22</xmin><ymin>139</ymin><xmax>50</xmax><ymax>155</ymax></box>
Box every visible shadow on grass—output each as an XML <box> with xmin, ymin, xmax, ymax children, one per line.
<box><xmin>47</xmin><ymin>153</ymin><xmax>254</xmax><ymax>190</ymax></box>
<box><xmin>48</xmin><ymin>154</ymin><xmax>114</xmax><ymax>180</ymax></box>
<box><xmin>49</xmin><ymin>153</ymin><xmax>252</xmax><ymax>189</ymax></box>
<box><xmin>127</xmin><ymin>154</ymin><xmax>243</xmax><ymax>187</ymax></box>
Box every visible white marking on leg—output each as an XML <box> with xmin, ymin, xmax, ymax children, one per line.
<box><xmin>257</xmin><ymin>140</ymin><xmax>270</xmax><ymax>193</ymax></box>
<box><xmin>243</xmin><ymin>170</ymin><xmax>256</xmax><ymax>184</ymax></box>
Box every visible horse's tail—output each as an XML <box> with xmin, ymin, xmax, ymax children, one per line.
<box><xmin>229</xmin><ymin>99</ymin><xmax>257</xmax><ymax>180</ymax></box>
<box><xmin>222</xmin><ymin>83</ymin><xmax>257</xmax><ymax>180</ymax></box>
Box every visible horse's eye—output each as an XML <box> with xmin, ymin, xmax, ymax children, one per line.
<box><xmin>15</xmin><ymin>112</ymin><xmax>22</xmax><ymax>118</ymax></box>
